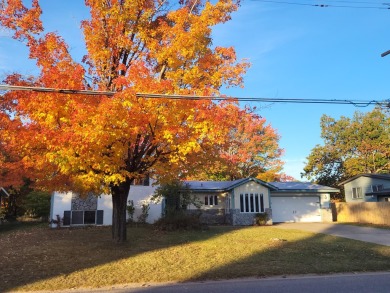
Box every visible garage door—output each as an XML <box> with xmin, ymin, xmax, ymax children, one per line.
<box><xmin>272</xmin><ymin>196</ymin><xmax>321</xmax><ymax>222</ymax></box>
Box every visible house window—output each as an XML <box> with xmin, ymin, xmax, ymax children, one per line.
<box><xmin>240</xmin><ymin>193</ymin><xmax>264</xmax><ymax>213</ymax></box>
<box><xmin>385</xmin><ymin>198</ymin><xmax>389</xmax><ymax>202</ymax></box>
<box><xmin>352</xmin><ymin>187</ymin><xmax>363</xmax><ymax>199</ymax></box>
<box><xmin>63</xmin><ymin>210</ymin><xmax>104</xmax><ymax>226</ymax></box>
<box><xmin>204</xmin><ymin>195</ymin><xmax>218</xmax><ymax>206</ymax></box>
<box><xmin>131</xmin><ymin>175</ymin><xmax>150</xmax><ymax>186</ymax></box>
<box><xmin>372</xmin><ymin>185</ymin><xmax>384</xmax><ymax>192</ymax></box>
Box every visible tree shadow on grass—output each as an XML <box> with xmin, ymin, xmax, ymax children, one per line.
<box><xmin>0</xmin><ymin>224</ymin><xmax>236</xmax><ymax>292</ymax></box>
<box><xmin>2</xmin><ymin>224</ymin><xmax>390</xmax><ymax>292</ymax></box>
<box><xmin>133</xmin><ymin>226</ymin><xmax>390</xmax><ymax>293</ymax></box>
<box><xmin>178</xmin><ymin>225</ymin><xmax>390</xmax><ymax>285</ymax></box>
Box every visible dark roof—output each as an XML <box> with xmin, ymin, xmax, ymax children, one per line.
<box><xmin>184</xmin><ymin>178</ymin><xmax>338</xmax><ymax>193</ymax></box>
<box><xmin>338</xmin><ymin>174</ymin><xmax>390</xmax><ymax>186</ymax></box>
<box><xmin>184</xmin><ymin>178</ymin><xmax>276</xmax><ymax>192</ymax></box>
<box><xmin>270</xmin><ymin>182</ymin><xmax>339</xmax><ymax>193</ymax></box>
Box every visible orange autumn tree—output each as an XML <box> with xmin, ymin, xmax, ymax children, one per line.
<box><xmin>0</xmin><ymin>0</ymin><xmax>249</xmax><ymax>241</ymax></box>
<box><xmin>186</xmin><ymin>106</ymin><xmax>283</xmax><ymax>181</ymax></box>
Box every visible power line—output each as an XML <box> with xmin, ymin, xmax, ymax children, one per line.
<box><xmin>0</xmin><ymin>84</ymin><xmax>389</xmax><ymax>108</ymax></box>
<box><xmin>252</xmin><ymin>0</ymin><xmax>390</xmax><ymax>9</ymax></box>
<box><xmin>0</xmin><ymin>84</ymin><xmax>115</xmax><ymax>96</ymax></box>
<box><xmin>137</xmin><ymin>93</ymin><xmax>388</xmax><ymax>107</ymax></box>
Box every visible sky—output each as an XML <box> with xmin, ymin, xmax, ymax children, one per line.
<box><xmin>1</xmin><ymin>0</ymin><xmax>390</xmax><ymax>181</ymax></box>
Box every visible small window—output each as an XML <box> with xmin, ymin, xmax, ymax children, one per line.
<box><xmin>71</xmin><ymin>211</ymin><xmax>84</xmax><ymax>225</ymax></box>
<box><xmin>352</xmin><ymin>187</ymin><xmax>363</xmax><ymax>199</ymax></box>
<box><xmin>84</xmin><ymin>211</ymin><xmax>96</xmax><ymax>224</ymax></box>
<box><xmin>96</xmin><ymin>210</ymin><xmax>104</xmax><ymax>225</ymax></box>
<box><xmin>260</xmin><ymin>194</ymin><xmax>264</xmax><ymax>212</ymax></box>
<box><xmin>63</xmin><ymin>211</ymin><xmax>71</xmax><ymax>226</ymax></box>
<box><xmin>372</xmin><ymin>185</ymin><xmax>383</xmax><ymax>192</ymax></box>
<box><xmin>204</xmin><ymin>195</ymin><xmax>218</xmax><ymax>206</ymax></box>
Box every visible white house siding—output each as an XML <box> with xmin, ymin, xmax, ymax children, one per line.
<box><xmin>127</xmin><ymin>184</ymin><xmax>161</xmax><ymax>223</ymax></box>
<box><xmin>344</xmin><ymin>177</ymin><xmax>390</xmax><ymax>202</ymax></box>
<box><xmin>50</xmin><ymin>191</ymin><xmax>72</xmax><ymax>226</ymax></box>
<box><xmin>97</xmin><ymin>194</ymin><xmax>113</xmax><ymax>225</ymax></box>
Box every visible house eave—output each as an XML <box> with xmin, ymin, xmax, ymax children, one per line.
<box><xmin>188</xmin><ymin>188</ymin><xmax>228</xmax><ymax>193</ymax></box>
<box><xmin>338</xmin><ymin>173</ymin><xmax>390</xmax><ymax>186</ymax></box>
<box><xmin>228</xmin><ymin>178</ymin><xmax>278</xmax><ymax>191</ymax></box>
<box><xmin>271</xmin><ymin>189</ymin><xmax>339</xmax><ymax>193</ymax></box>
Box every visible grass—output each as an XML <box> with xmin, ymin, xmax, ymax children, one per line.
<box><xmin>1</xmin><ymin>223</ymin><xmax>390</xmax><ymax>292</ymax></box>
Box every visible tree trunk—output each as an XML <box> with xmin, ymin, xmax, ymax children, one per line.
<box><xmin>111</xmin><ymin>180</ymin><xmax>131</xmax><ymax>242</ymax></box>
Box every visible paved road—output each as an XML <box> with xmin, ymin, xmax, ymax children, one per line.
<box><xmin>273</xmin><ymin>222</ymin><xmax>390</xmax><ymax>246</ymax></box>
<box><xmin>60</xmin><ymin>272</ymin><xmax>390</xmax><ymax>293</ymax></box>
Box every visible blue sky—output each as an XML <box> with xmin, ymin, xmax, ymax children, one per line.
<box><xmin>1</xmin><ymin>1</ymin><xmax>390</xmax><ymax>180</ymax></box>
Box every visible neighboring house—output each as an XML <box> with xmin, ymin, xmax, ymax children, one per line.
<box><xmin>339</xmin><ymin>173</ymin><xmax>390</xmax><ymax>203</ymax></box>
<box><xmin>0</xmin><ymin>187</ymin><xmax>10</xmax><ymax>201</ymax></box>
<box><xmin>50</xmin><ymin>177</ymin><xmax>339</xmax><ymax>227</ymax></box>
<box><xmin>0</xmin><ymin>187</ymin><xmax>10</xmax><ymax>213</ymax></box>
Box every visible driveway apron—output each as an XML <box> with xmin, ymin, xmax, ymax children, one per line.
<box><xmin>273</xmin><ymin>223</ymin><xmax>390</xmax><ymax>246</ymax></box>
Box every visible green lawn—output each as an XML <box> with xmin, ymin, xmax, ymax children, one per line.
<box><xmin>1</xmin><ymin>223</ymin><xmax>390</xmax><ymax>292</ymax></box>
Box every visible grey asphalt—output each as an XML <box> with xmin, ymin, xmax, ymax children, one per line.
<box><xmin>57</xmin><ymin>272</ymin><xmax>390</xmax><ymax>293</ymax></box>
<box><xmin>273</xmin><ymin>222</ymin><xmax>390</xmax><ymax>246</ymax></box>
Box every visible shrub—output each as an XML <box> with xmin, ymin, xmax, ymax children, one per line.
<box><xmin>22</xmin><ymin>191</ymin><xmax>51</xmax><ymax>220</ymax></box>
<box><xmin>253</xmin><ymin>212</ymin><xmax>268</xmax><ymax>226</ymax></box>
<box><xmin>154</xmin><ymin>211</ymin><xmax>204</xmax><ymax>231</ymax></box>
<box><xmin>126</xmin><ymin>200</ymin><xmax>135</xmax><ymax>223</ymax></box>
<box><xmin>152</xmin><ymin>180</ymin><xmax>200</xmax><ymax>217</ymax></box>
<box><xmin>0</xmin><ymin>206</ymin><xmax>6</xmax><ymax>224</ymax></box>
<box><xmin>137</xmin><ymin>203</ymin><xmax>150</xmax><ymax>223</ymax></box>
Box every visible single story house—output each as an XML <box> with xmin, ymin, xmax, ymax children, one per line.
<box><xmin>50</xmin><ymin>177</ymin><xmax>339</xmax><ymax>227</ymax></box>
<box><xmin>339</xmin><ymin>173</ymin><xmax>390</xmax><ymax>202</ymax></box>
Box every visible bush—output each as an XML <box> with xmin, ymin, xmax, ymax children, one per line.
<box><xmin>126</xmin><ymin>200</ymin><xmax>135</xmax><ymax>223</ymax></box>
<box><xmin>23</xmin><ymin>191</ymin><xmax>51</xmax><ymax>220</ymax></box>
<box><xmin>0</xmin><ymin>206</ymin><xmax>6</xmax><ymax>224</ymax></box>
<box><xmin>137</xmin><ymin>203</ymin><xmax>150</xmax><ymax>223</ymax></box>
<box><xmin>154</xmin><ymin>211</ymin><xmax>204</xmax><ymax>231</ymax></box>
<box><xmin>253</xmin><ymin>212</ymin><xmax>268</xmax><ymax>226</ymax></box>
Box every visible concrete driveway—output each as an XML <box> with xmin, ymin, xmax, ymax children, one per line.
<box><xmin>273</xmin><ymin>223</ymin><xmax>390</xmax><ymax>246</ymax></box>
